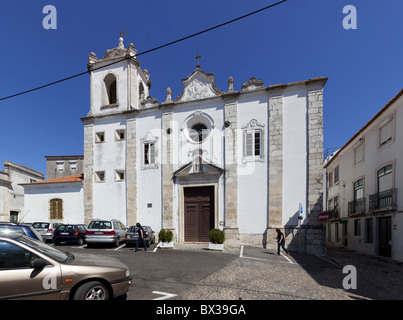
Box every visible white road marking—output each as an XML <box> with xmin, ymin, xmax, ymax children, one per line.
<box><xmin>114</xmin><ymin>243</ymin><xmax>126</xmax><ymax>251</ymax></box>
<box><xmin>239</xmin><ymin>245</ymin><xmax>244</xmax><ymax>258</ymax></box>
<box><xmin>280</xmin><ymin>252</ymin><xmax>294</xmax><ymax>264</ymax></box>
<box><xmin>152</xmin><ymin>291</ymin><xmax>178</xmax><ymax>300</ymax></box>
<box><xmin>316</xmin><ymin>254</ymin><xmax>343</xmax><ymax>269</ymax></box>
<box><xmin>153</xmin><ymin>243</ymin><xmax>160</xmax><ymax>252</ymax></box>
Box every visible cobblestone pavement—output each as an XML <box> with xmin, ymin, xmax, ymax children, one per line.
<box><xmin>182</xmin><ymin>245</ymin><xmax>403</xmax><ymax>300</ymax></box>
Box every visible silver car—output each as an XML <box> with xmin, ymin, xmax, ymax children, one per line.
<box><xmin>85</xmin><ymin>219</ymin><xmax>127</xmax><ymax>247</ymax></box>
<box><xmin>32</xmin><ymin>222</ymin><xmax>63</xmax><ymax>242</ymax></box>
<box><xmin>0</xmin><ymin>231</ymin><xmax>132</xmax><ymax>300</ymax></box>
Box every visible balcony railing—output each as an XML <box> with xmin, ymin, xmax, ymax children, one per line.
<box><xmin>348</xmin><ymin>197</ymin><xmax>366</xmax><ymax>216</ymax></box>
<box><xmin>369</xmin><ymin>188</ymin><xmax>397</xmax><ymax>211</ymax></box>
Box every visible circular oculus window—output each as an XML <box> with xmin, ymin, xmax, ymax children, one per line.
<box><xmin>185</xmin><ymin>115</ymin><xmax>211</xmax><ymax>143</ymax></box>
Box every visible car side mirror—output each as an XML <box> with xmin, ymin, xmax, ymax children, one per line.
<box><xmin>30</xmin><ymin>258</ymin><xmax>49</xmax><ymax>269</ymax></box>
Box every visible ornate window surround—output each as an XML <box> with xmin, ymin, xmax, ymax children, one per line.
<box><xmin>141</xmin><ymin>131</ymin><xmax>159</xmax><ymax>170</ymax></box>
<box><xmin>242</xmin><ymin>119</ymin><xmax>265</xmax><ymax>163</ymax></box>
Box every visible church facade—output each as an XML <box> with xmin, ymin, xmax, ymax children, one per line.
<box><xmin>81</xmin><ymin>37</ymin><xmax>327</xmax><ymax>252</ymax></box>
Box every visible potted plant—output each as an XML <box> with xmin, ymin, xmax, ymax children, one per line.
<box><xmin>158</xmin><ymin>228</ymin><xmax>174</xmax><ymax>248</ymax></box>
<box><xmin>208</xmin><ymin>228</ymin><xmax>225</xmax><ymax>251</ymax></box>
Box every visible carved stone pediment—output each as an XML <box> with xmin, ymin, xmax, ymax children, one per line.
<box><xmin>103</xmin><ymin>47</ymin><xmax>126</xmax><ymax>59</ymax></box>
<box><xmin>176</xmin><ymin>69</ymin><xmax>221</xmax><ymax>103</ymax></box>
<box><xmin>141</xmin><ymin>96</ymin><xmax>159</xmax><ymax>108</ymax></box>
<box><xmin>241</xmin><ymin>77</ymin><xmax>264</xmax><ymax>92</ymax></box>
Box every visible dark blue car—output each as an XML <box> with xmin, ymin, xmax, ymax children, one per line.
<box><xmin>53</xmin><ymin>224</ymin><xmax>87</xmax><ymax>245</ymax></box>
<box><xmin>0</xmin><ymin>223</ymin><xmax>43</xmax><ymax>242</ymax></box>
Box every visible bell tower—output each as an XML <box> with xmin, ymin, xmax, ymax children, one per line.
<box><xmin>86</xmin><ymin>34</ymin><xmax>151</xmax><ymax>117</ymax></box>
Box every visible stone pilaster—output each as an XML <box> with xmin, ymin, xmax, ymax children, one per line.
<box><xmin>126</xmin><ymin>113</ymin><xmax>137</xmax><ymax>226</ymax></box>
<box><xmin>268</xmin><ymin>95</ymin><xmax>283</xmax><ymax>228</ymax></box>
<box><xmin>161</xmin><ymin>112</ymin><xmax>175</xmax><ymax>236</ymax></box>
<box><xmin>307</xmin><ymin>88</ymin><xmax>324</xmax><ymax>224</ymax></box>
<box><xmin>82</xmin><ymin>118</ymin><xmax>94</xmax><ymax>225</ymax></box>
<box><xmin>223</xmin><ymin>100</ymin><xmax>240</xmax><ymax>247</ymax></box>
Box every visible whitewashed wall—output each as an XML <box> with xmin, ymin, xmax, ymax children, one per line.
<box><xmin>23</xmin><ymin>182</ymin><xmax>84</xmax><ymax>224</ymax></box>
<box><xmin>92</xmin><ymin>116</ymin><xmax>127</xmax><ymax>223</ymax></box>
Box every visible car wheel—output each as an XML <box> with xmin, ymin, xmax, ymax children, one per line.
<box><xmin>77</xmin><ymin>237</ymin><xmax>84</xmax><ymax>245</ymax></box>
<box><xmin>114</xmin><ymin>237</ymin><xmax>119</xmax><ymax>247</ymax></box>
<box><xmin>146</xmin><ymin>240</ymin><xmax>150</xmax><ymax>247</ymax></box>
<box><xmin>74</xmin><ymin>281</ymin><xmax>109</xmax><ymax>300</ymax></box>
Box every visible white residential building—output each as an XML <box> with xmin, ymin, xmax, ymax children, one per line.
<box><xmin>0</xmin><ymin>161</ymin><xmax>44</xmax><ymax>223</ymax></box>
<box><xmin>324</xmin><ymin>89</ymin><xmax>403</xmax><ymax>262</ymax></box>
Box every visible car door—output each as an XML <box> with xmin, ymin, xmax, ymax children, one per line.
<box><xmin>0</xmin><ymin>240</ymin><xmax>61</xmax><ymax>300</ymax></box>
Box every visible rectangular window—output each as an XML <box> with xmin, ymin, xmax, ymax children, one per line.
<box><xmin>365</xmin><ymin>218</ymin><xmax>373</xmax><ymax>243</ymax></box>
<box><xmin>115</xmin><ymin>129</ymin><xmax>125</xmax><ymax>141</ymax></box>
<box><xmin>334</xmin><ymin>166</ymin><xmax>339</xmax><ymax>184</ymax></box>
<box><xmin>69</xmin><ymin>161</ymin><xmax>77</xmax><ymax>171</ymax></box>
<box><xmin>95</xmin><ymin>171</ymin><xmax>105</xmax><ymax>183</ymax></box>
<box><xmin>50</xmin><ymin>199</ymin><xmax>63</xmax><ymax>220</ymax></box>
<box><xmin>115</xmin><ymin>170</ymin><xmax>125</xmax><ymax>182</ymax></box>
<box><xmin>56</xmin><ymin>161</ymin><xmax>64</xmax><ymax>172</ymax></box>
<box><xmin>354</xmin><ymin>143</ymin><xmax>363</xmax><ymax>164</ymax></box>
<box><xmin>379</xmin><ymin>120</ymin><xmax>392</xmax><ymax>146</ymax></box>
<box><xmin>95</xmin><ymin>132</ymin><xmax>105</xmax><ymax>143</ymax></box>
<box><xmin>144</xmin><ymin>143</ymin><xmax>155</xmax><ymax>165</ymax></box>
<box><xmin>328</xmin><ymin>172</ymin><xmax>333</xmax><ymax>187</ymax></box>
<box><xmin>354</xmin><ymin>219</ymin><xmax>361</xmax><ymax>236</ymax></box>
<box><xmin>244</xmin><ymin>130</ymin><xmax>262</xmax><ymax>159</ymax></box>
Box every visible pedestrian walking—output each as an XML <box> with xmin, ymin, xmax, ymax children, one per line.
<box><xmin>133</xmin><ymin>222</ymin><xmax>147</xmax><ymax>252</ymax></box>
<box><xmin>275</xmin><ymin>228</ymin><xmax>289</xmax><ymax>255</ymax></box>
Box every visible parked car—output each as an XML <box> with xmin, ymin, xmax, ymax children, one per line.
<box><xmin>125</xmin><ymin>225</ymin><xmax>155</xmax><ymax>247</ymax></box>
<box><xmin>85</xmin><ymin>219</ymin><xmax>127</xmax><ymax>247</ymax></box>
<box><xmin>32</xmin><ymin>222</ymin><xmax>63</xmax><ymax>242</ymax></box>
<box><xmin>0</xmin><ymin>231</ymin><xmax>132</xmax><ymax>300</ymax></box>
<box><xmin>53</xmin><ymin>224</ymin><xmax>87</xmax><ymax>245</ymax></box>
<box><xmin>0</xmin><ymin>223</ymin><xmax>43</xmax><ymax>242</ymax></box>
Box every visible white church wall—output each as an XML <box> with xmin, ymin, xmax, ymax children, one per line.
<box><xmin>282</xmin><ymin>88</ymin><xmax>308</xmax><ymax>226</ymax></box>
<box><xmin>136</xmin><ymin>111</ymin><xmax>162</xmax><ymax>231</ymax></box>
<box><xmin>92</xmin><ymin>116</ymin><xmax>127</xmax><ymax>223</ymax></box>
<box><xmin>237</xmin><ymin>93</ymin><xmax>268</xmax><ymax>235</ymax></box>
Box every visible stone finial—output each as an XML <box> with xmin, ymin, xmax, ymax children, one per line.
<box><xmin>164</xmin><ymin>87</ymin><xmax>173</xmax><ymax>104</ymax></box>
<box><xmin>228</xmin><ymin>76</ymin><xmax>234</xmax><ymax>92</ymax></box>
<box><xmin>88</xmin><ymin>52</ymin><xmax>97</xmax><ymax>64</ymax></box>
<box><xmin>144</xmin><ymin>69</ymin><xmax>150</xmax><ymax>81</ymax></box>
<box><xmin>118</xmin><ymin>36</ymin><xmax>124</xmax><ymax>49</ymax></box>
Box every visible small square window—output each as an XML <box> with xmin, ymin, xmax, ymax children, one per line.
<box><xmin>69</xmin><ymin>161</ymin><xmax>77</xmax><ymax>171</ymax></box>
<box><xmin>115</xmin><ymin>170</ymin><xmax>124</xmax><ymax>182</ymax></box>
<box><xmin>95</xmin><ymin>171</ymin><xmax>105</xmax><ymax>182</ymax></box>
<box><xmin>95</xmin><ymin>132</ymin><xmax>105</xmax><ymax>143</ymax></box>
<box><xmin>115</xmin><ymin>129</ymin><xmax>125</xmax><ymax>141</ymax></box>
<box><xmin>56</xmin><ymin>161</ymin><xmax>64</xmax><ymax>172</ymax></box>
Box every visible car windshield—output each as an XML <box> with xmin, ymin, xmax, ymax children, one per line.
<box><xmin>57</xmin><ymin>225</ymin><xmax>75</xmax><ymax>232</ymax></box>
<box><xmin>15</xmin><ymin>235</ymin><xmax>73</xmax><ymax>263</ymax></box>
<box><xmin>88</xmin><ymin>221</ymin><xmax>112</xmax><ymax>229</ymax></box>
<box><xmin>0</xmin><ymin>226</ymin><xmax>25</xmax><ymax>235</ymax></box>
<box><xmin>32</xmin><ymin>223</ymin><xmax>49</xmax><ymax>229</ymax></box>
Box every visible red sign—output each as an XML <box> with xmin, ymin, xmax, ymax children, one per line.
<box><xmin>318</xmin><ymin>212</ymin><xmax>330</xmax><ymax>222</ymax></box>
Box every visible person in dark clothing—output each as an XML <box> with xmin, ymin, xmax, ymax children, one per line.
<box><xmin>275</xmin><ymin>228</ymin><xmax>289</xmax><ymax>255</ymax></box>
<box><xmin>133</xmin><ymin>222</ymin><xmax>147</xmax><ymax>252</ymax></box>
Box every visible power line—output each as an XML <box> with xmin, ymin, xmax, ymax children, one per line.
<box><xmin>0</xmin><ymin>0</ymin><xmax>288</xmax><ymax>102</ymax></box>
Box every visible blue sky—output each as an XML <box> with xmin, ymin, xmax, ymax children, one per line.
<box><xmin>1</xmin><ymin>0</ymin><xmax>402</xmax><ymax>176</ymax></box>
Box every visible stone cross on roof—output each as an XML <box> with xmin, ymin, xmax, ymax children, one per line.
<box><xmin>195</xmin><ymin>54</ymin><xmax>201</xmax><ymax>69</ymax></box>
